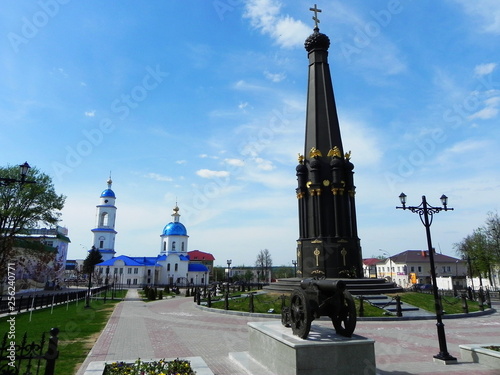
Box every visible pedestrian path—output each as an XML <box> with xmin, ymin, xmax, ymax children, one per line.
<box><xmin>76</xmin><ymin>289</ymin><xmax>499</xmax><ymax>375</ymax></box>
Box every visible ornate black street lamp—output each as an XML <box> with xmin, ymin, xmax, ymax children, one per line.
<box><xmin>0</xmin><ymin>162</ymin><xmax>36</xmax><ymax>186</ymax></box>
<box><xmin>292</xmin><ymin>259</ymin><xmax>297</xmax><ymax>277</ymax></box>
<box><xmin>397</xmin><ymin>193</ymin><xmax>457</xmax><ymax>363</ymax></box>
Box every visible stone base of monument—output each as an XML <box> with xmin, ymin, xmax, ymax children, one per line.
<box><xmin>230</xmin><ymin>321</ymin><xmax>376</xmax><ymax>375</ymax></box>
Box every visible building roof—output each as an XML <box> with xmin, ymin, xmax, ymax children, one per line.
<box><xmin>390</xmin><ymin>250</ymin><xmax>463</xmax><ymax>264</ymax></box>
<box><xmin>188</xmin><ymin>250</ymin><xmax>215</xmax><ymax>261</ymax></box>
<box><xmin>162</xmin><ymin>222</ymin><xmax>187</xmax><ymax>236</ymax></box>
<box><xmin>97</xmin><ymin>255</ymin><xmax>160</xmax><ymax>267</ymax></box>
<box><xmin>188</xmin><ymin>263</ymin><xmax>209</xmax><ymax>272</ymax></box>
<box><xmin>100</xmin><ymin>189</ymin><xmax>115</xmax><ymax>198</ymax></box>
<box><xmin>363</xmin><ymin>258</ymin><xmax>381</xmax><ymax>266</ymax></box>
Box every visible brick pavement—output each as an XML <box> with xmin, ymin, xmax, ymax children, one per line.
<box><xmin>76</xmin><ymin>289</ymin><xmax>500</xmax><ymax>375</ymax></box>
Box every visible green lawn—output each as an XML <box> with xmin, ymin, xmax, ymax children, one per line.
<box><xmin>207</xmin><ymin>291</ymin><xmax>487</xmax><ymax>317</ymax></box>
<box><xmin>1</xmin><ymin>290</ymin><xmax>126</xmax><ymax>374</ymax></box>
<box><xmin>389</xmin><ymin>292</ymin><xmax>482</xmax><ymax>314</ymax></box>
<box><xmin>208</xmin><ymin>292</ymin><xmax>390</xmax><ymax>318</ymax></box>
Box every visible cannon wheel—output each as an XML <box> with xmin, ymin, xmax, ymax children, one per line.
<box><xmin>290</xmin><ymin>288</ymin><xmax>311</xmax><ymax>339</ymax></box>
<box><xmin>331</xmin><ymin>290</ymin><xmax>356</xmax><ymax>337</ymax></box>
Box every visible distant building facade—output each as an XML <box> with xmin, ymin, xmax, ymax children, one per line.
<box><xmin>375</xmin><ymin>250</ymin><xmax>467</xmax><ymax>289</ymax></box>
<box><xmin>89</xmin><ymin>179</ymin><xmax>214</xmax><ymax>287</ymax></box>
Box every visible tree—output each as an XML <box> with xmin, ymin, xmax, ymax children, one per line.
<box><xmin>0</xmin><ymin>165</ymin><xmax>65</xmax><ymax>280</ymax></box>
<box><xmin>455</xmin><ymin>228</ymin><xmax>495</xmax><ymax>286</ymax></box>
<box><xmin>255</xmin><ymin>249</ymin><xmax>272</xmax><ymax>283</ymax></box>
<box><xmin>83</xmin><ymin>246</ymin><xmax>103</xmax><ymax>307</ymax></box>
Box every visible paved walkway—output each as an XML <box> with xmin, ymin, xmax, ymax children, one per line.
<box><xmin>77</xmin><ymin>289</ymin><xmax>500</xmax><ymax>375</ymax></box>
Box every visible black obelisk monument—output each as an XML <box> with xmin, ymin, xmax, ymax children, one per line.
<box><xmin>296</xmin><ymin>6</ymin><xmax>363</xmax><ymax>278</ymax></box>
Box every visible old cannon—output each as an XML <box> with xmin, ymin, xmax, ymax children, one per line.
<box><xmin>281</xmin><ymin>278</ymin><xmax>356</xmax><ymax>339</ymax></box>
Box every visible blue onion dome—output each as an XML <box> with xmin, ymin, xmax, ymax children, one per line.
<box><xmin>304</xmin><ymin>27</ymin><xmax>330</xmax><ymax>52</ymax></box>
<box><xmin>101</xmin><ymin>178</ymin><xmax>115</xmax><ymax>198</ymax></box>
<box><xmin>163</xmin><ymin>222</ymin><xmax>187</xmax><ymax>236</ymax></box>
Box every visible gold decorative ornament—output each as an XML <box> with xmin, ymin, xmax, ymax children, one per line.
<box><xmin>327</xmin><ymin>146</ymin><xmax>341</xmax><ymax>158</ymax></box>
<box><xmin>309</xmin><ymin>147</ymin><xmax>322</xmax><ymax>158</ymax></box>
<box><xmin>311</xmin><ymin>270</ymin><xmax>325</xmax><ymax>275</ymax></box>
<box><xmin>340</xmin><ymin>248</ymin><xmax>348</xmax><ymax>266</ymax></box>
<box><xmin>311</xmin><ymin>239</ymin><xmax>322</xmax><ymax>243</ymax></box>
<box><xmin>323</xmin><ymin>179</ymin><xmax>330</xmax><ymax>186</ymax></box>
<box><xmin>344</xmin><ymin>151</ymin><xmax>352</xmax><ymax>160</ymax></box>
<box><xmin>306</xmin><ymin>181</ymin><xmax>312</xmax><ymax>188</ymax></box>
<box><xmin>314</xmin><ymin>248</ymin><xmax>321</xmax><ymax>266</ymax></box>
<box><xmin>298</xmin><ymin>153</ymin><xmax>304</xmax><ymax>164</ymax></box>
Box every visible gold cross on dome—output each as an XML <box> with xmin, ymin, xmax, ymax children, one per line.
<box><xmin>309</xmin><ymin>4</ymin><xmax>322</xmax><ymax>28</ymax></box>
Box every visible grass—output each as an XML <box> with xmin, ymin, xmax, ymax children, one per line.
<box><xmin>208</xmin><ymin>291</ymin><xmax>488</xmax><ymax>317</ymax></box>
<box><xmin>388</xmin><ymin>292</ymin><xmax>482</xmax><ymax>314</ymax></box>
<box><xmin>208</xmin><ymin>292</ymin><xmax>390</xmax><ymax>318</ymax></box>
<box><xmin>1</xmin><ymin>290</ymin><xmax>126</xmax><ymax>374</ymax></box>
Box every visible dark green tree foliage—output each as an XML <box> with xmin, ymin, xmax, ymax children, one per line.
<box><xmin>83</xmin><ymin>247</ymin><xmax>103</xmax><ymax>275</ymax></box>
<box><xmin>455</xmin><ymin>211</ymin><xmax>500</xmax><ymax>285</ymax></box>
<box><xmin>0</xmin><ymin>165</ymin><xmax>65</xmax><ymax>278</ymax></box>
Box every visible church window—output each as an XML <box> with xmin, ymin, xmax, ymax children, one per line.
<box><xmin>127</xmin><ymin>279</ymin><xmax>131</xmax><ymax>285</ymax></box>
<box><xmin>100</xmin><ymin>212</ymin><xmax>109</xmax><ymax>227</ymax></box>
<box><xmin>134</xmin><ymin>268</ymin><xmax>138</xmax><ymax>274</ymax></box>
<box><xmin>182</xmin><ymin>242</ymin><xmax>185</xmax><ymax>251</ymax></box>
<box><xmin>119</xmin><ymin>268</ymin><xmax>123</xmax><ymax>274</ymax></box>
<box><xmin>418</xmin><ymin>266</ymin><xmax>422</xmax><ymax>272</ymax></box>
<box><xmin>201</xmin><ymin>277</ymin><xmax>204</xmax><ymax>284</ymax></box>
<box><xmin>99</xmin><ymin>241</ymin><xmax>104</xmax><ymax>248</ymax></box>
<box><xmin>147</xmin><ymin>269</ymin><xmax>151</xmax><ymax>276</ymax></box>
<box><xmin>133</xmin><ymin>279</ymin><xmax>137</xmax><ymax>285</ymax></box>
<box><xmin>147</xmin><ymin>278</ymin><xmax>151</xmax><ymax>284</ymax></box>
<box><xmin>127</xmin><ymin>268</ymin><xmax>132</xmax><ymax>274</ymax></box>
<box><xmin>175</xmin><ymin>263</ymin><xmax>178</xmax><ymax>271</ymax></box>
<box><xmin>167</xmin><ymin>263</ymin><xmax>171</xmax><ymax>271</ymax></box>
<box><xmin>114</xmin><ymin>268</ymin><xmax>118</xmax><ymax>274</ymax></box>
<box><xmin>172</xmin><ymin>241</ymin><xmax>176</xmax><ymax>250</ymax></box>
<box><xmin>164</xmin><ymin>242</ymin><xmax>166</xmax><ymax>251</ymax></box>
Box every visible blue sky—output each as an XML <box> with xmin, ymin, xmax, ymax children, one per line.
<box><xmin>1</xmin><ymin>0</ymin><xmax>499</xmax><ymax>267</ymax></box>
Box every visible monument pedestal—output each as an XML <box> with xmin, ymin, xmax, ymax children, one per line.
<box><xmin>231</xmin><ymin>321</ymin><xmax>376</xmax><ymax>375</ymax></box>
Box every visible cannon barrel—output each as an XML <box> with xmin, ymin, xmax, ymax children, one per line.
<box><xmin>300</xmin><ymin>278</ymin><xmax>346</xmax><ymax>293</ymax></box>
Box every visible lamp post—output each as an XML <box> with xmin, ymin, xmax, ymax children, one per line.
<box><xmin>0</xmin><ymin>162</ymin><xmax>36</xmax><ymax>186</ymax></box>
<box><xmin>292</xmin><ymin>260</ymin><xmax>297</xmax><ymax>278</ymax></box>
<box><xmin>379</xmin><ymin>249</ymin><xmax>393</xmax><ymax>282</ymax></box>
<box><xmin>397</xmin><ymin>193</ymin><xmax>457</xmax><ymax>363</ymax></box>
<box><xmin>226</xmin><ymin>259</ymin><xmax>232</xmax><ymax>283</ymax></box>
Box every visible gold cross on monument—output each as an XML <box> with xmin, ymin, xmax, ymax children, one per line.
<box><xmin>340</xmin><ymin>248</ymin><xmax>347</xmax><ymax>266</ymax></box>
<box><xmin>309</xmin><ymin>4</ymin><xmax>322</xmax><ymax>28</ymax></box>
<box><xmin>313</xmin><ymin>248</ymin><xmax>321</xmax><ymax>266</ymax></box>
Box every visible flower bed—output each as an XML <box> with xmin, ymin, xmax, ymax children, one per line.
<box><xmin>83</xmin><ymin>356</ymin><xmax>213</xmax><ymax>375</ymax></box>
<box><xmin>103</xmin><ymin>358</ymin><xmax>194</xmax><ymax>375</ymax></box>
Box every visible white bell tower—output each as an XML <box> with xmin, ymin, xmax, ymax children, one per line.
<box><xmin>91</xmin><ymin>177</ymin><xmax>117</xmax><ymax>261</ymax></box>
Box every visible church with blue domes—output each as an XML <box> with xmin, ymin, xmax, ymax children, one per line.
<box><xmin>92</xmin><ymin>179</ymin><xmax>213</xmax><ymax>287</ymax></box>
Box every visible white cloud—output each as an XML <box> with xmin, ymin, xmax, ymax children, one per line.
<box><xmin>224</xmin><ymin>158</ymin><xmax>245</xmax><ymax>167</ymax></box>
<box><xmin>244</xmin><ymin>0</ymin><xmax>310</xmax><ymax>48</ymax></box>
<box><xmin>254</xmin><ymin>157</ymin><xmax>274</xmax><ymax>171</ymax></box>
<box><xmin>196</xmin><ymin>169</ymin><xmax>230</xmax><ymax>178</ymax></box>
<box><xmin>453</xmin><ymin>0</ymin><xmax>500</xmax><ymax>34</ymax></box>
<box><xmin>469</xmin><ymin>95</ymin><xmax>500</xmax><ymax>120</ymax></box>
<box><xmin>145</xmin><ymin>173</ymin><xmax>173</xmax><ymax>182</ymax></box>
<box><xmin>176</xmin><ymin>160</ymin><xmax>187</xmax><ymax>165</ymax></box>
<box><xmin>264</xmin><ymin>70</ymin><xmax>286</xmax><ymax>82</ymax></box>
<box><xmin>84</xmin><ymin>110</ymin><xmax>96</xmax><ymax>117</ymax></box>
<box><xmin>474</xmin><ymin>63</ymin><xmax>497</xmax><ymax>77</ymax></box>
